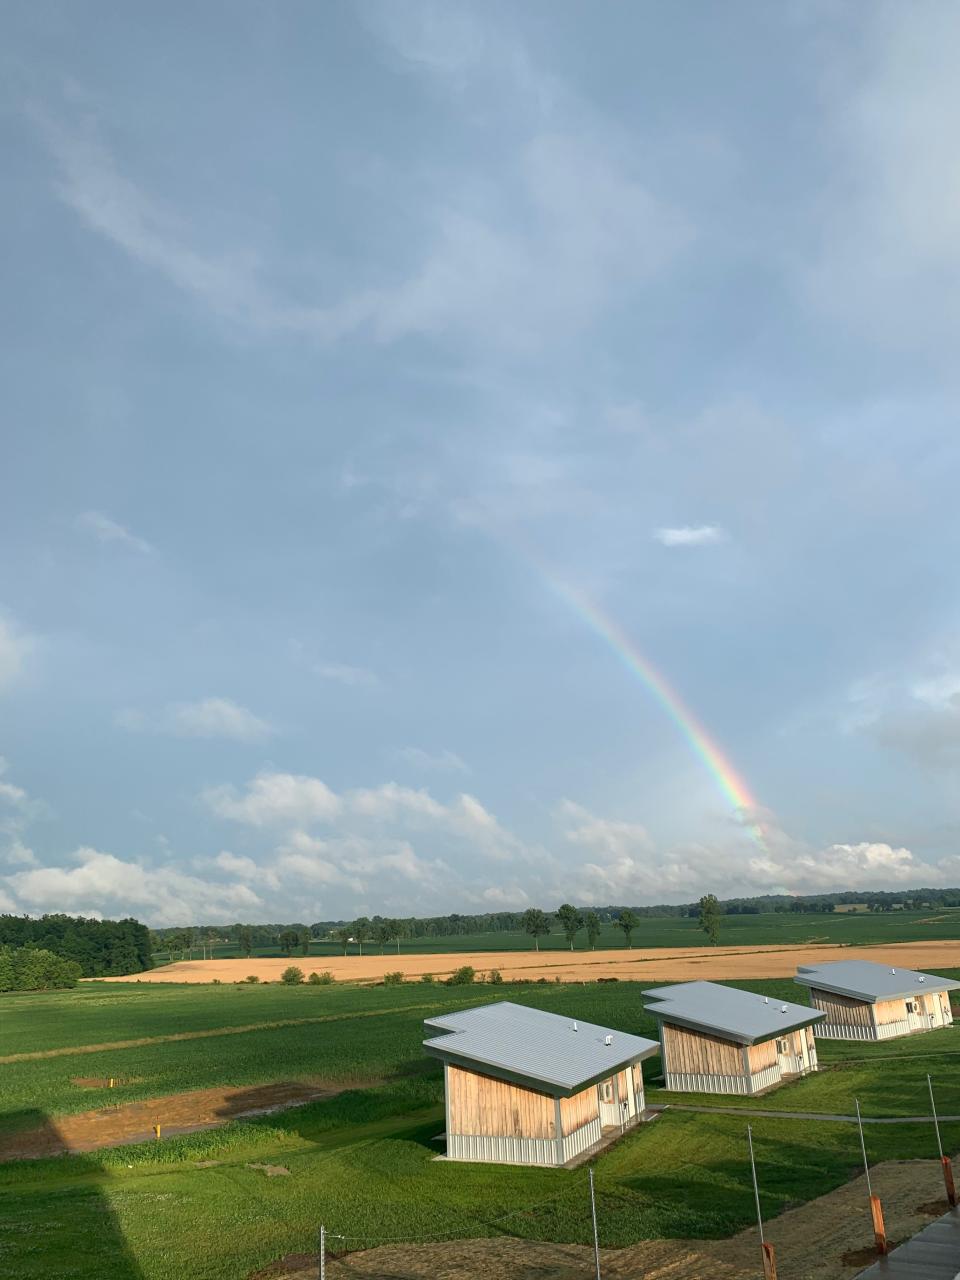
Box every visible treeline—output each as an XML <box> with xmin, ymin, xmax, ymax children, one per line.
<box><xmin>0</xmin><ymin>915</ymin><xmax>152</xmax><ymax>977</ymax></box>
<box><xmin>0</xmin><ymin>945</ymin><xmax>82</xmax><ymax>991</ymax></box>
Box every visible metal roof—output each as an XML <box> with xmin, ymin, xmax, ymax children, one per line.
<box><xmin>642</xmin><ymin>980</ymin><xmax>824</xmax><ymax>1045</ymax></box>
<box><xmin>423</xmin><ymin>1001</ymin><xmax>659</xmax><ymax>1096</ymax></box>
<box><xmin>855</xmin><ymin>1205</ymin><xmax>960</xmax><ymax>1279</ymax></box>
<box><xmin>794</xmin><ymin>960</ymin><xmax>960</xmax><ymax>1004</ymax></box>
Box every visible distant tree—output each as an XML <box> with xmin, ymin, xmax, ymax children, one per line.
<box><xmin>352</xmin><ymin>918</ymin><xmax>371</xmax><ymax>957</ymax></box>
<box><xmin>387</xmin><ymin>919</ymin><xmax>405</xmax><ymax>953</ymax></box>
<box><xmin>332</xmin><ymin>927</ymin><xmax>352</xmax><ymax>955</ymax></box>
<box><xmin>448</xmin><ymin>965</ymin><xmax>475</xmax><ymax>985</ymax></box>
<box><xmin>278</xmin><ymin>929</ymin><xmax>299</xmax><ymax>956</ymax></box>
<box><xmin>585</xmin><ymin>911</ymin><xmax>602</xmax><ymax>950</ymax></box>
<box><xmin>372</xmin><ymin>921</ymin><xmax>392</xmax><ymax>953</ymax></box>
<box><xmin>237</xmin><ymin>926</ymin><xmax>254</xmax><ymax>958</ymax></box>
<box><xmin>298</xmin><ymin>928</ymin><xmax>311</xmax><ymax>957</ymax></box>
<box><xmin>281</xmin><ymin>965</ymin><xmax>305</xmax><ymax>985</ymax></box>
<box><xmin>616</xmin><ymin>909</ymin><xmax>639</xmax><ymax>949</ymax></box>
<box><xmin>521</xmin><ymin>908</ymin><xmax>552</xmax><ymax>952</ymax></box>
<box><xmin>698</xmin><ymin>894</ymin><xmax>722</xmax><ymax>945</ymax></box>
<box><xmin>556</xmin><ymin>903</ymin><xmax>584</xmax><ymax>951</ymax></box>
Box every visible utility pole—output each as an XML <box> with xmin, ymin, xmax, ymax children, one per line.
<box><xmin>318</xmin><ymin>1225</ymin><xmax>325</xmax><ymax>1280</ymax></box>
<box><xmin>928</xmin><ymin>1074</ymin><xmax>957</xmax><ymax>1207</ymax></box>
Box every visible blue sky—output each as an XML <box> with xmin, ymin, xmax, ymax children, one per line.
<box><xmin>3</xmin><ymin>2</ymin><xmax>960</xmax><ymax>925</ymax></box>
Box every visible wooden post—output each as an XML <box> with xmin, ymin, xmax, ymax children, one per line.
<box><xmin>153</xmin><ymin>1122</ymin><xmax>161</xmax><ymax>1141</ymax></box>
<box><xmin>870</xmin><ymin>1194</ymin><xmax>888</xmax><ymax>1255</ymax></box>
<box><xmin>761</xmin><ymin>1241</ymin><xmax>777</xmax><ymax>1279</ymax></box>
<box><xmin>943</xmin><ymin>1156</ymin><xmax>958</xmax><ymax>1208</ymax></box>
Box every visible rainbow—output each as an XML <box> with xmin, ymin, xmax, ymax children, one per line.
<box><xmin>538</xmin><ymin>571</ymin><xmax>766</xmax><ymax>847</ymax></box>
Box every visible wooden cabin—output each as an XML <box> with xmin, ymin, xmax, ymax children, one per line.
<box><xmin>643</xmin><ymin>980</ymin><xmax>824</xmax><ymax>1096</ymax></box>
<box><xmin>795</xmin><ymin>960</ymin><xmax>960</xmax><ymax>1041</ymax></box>
<box><xmin>423</xmin><ymin>1001</ymin><xmax>659</xmax><ymax>1167</ymax></box>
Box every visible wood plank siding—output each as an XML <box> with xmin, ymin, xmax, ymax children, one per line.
<box><xmin>559</xmin><ymin>1082</ymin><xmax>600</xmax><ymax>1135</ymax></box>
<box><xmin>662</xmin><ymin>1021</ymin><xmax>817</xmax><ymax>1095</ymax></box>
<box><xmin>447</xmin><ymin>1064</ymin><xmax>555</xmax><ymax>1139</ymax></box>
<box><xmin>811</xmin><ymin>986</ymin><xmax>954</xmax><ymax>1041</ymax></box>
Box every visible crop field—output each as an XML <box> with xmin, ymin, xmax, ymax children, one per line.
<box><xmin>154</xmin><ymin>908</ymin><xmax>960</xmax><ymax>963</ymax></box>
<box><xmin>2</xmin><ymin>974</ymin><xmax>960</xmax><ymax>1279</ymax></box>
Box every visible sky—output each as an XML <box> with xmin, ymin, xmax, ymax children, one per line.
<box><xmin>3</xmin><ymin>1</ymin><xmax>960</xmax><ymax>926</ymax></box>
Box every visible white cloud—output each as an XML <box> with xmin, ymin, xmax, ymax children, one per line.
<box><xmin>5</xmin><ymin>847</ymin><xmax>263</xmax><ymax>927</ymax></box>
<box><xmin>481</xmin><ymin>884</ymin><xmax>529</xmax><ymax>907</ymax></box>
<box><xmin>0</xmin><ymin>616</ymin><xmax>33</xmax><ymax>692</ymax></box>
<box><xmin>847</xmin><ymin>659</ymin><xmax>960</xmax><ymax>769</ymax></box>
<box><xmin>117</xmin><ymin>697</ymin><xmax>274</xmax><ymax>743</ymax></box>
<box><xmin>395</xmin><ymin>746</ymin><xmax>469</xmax><ymax>773</ymax></box>
<box><xmin>203</xmin><ymin>771</ymin><xmax>342</xmax><ymax>827</ymax></box>
<box><xmin>653</xmin><ymin>525</ymin><xmax>725</xmax><ymax>548</ymax></box>
<box><xmin>77</xmin><ymin>510</ymin><xmax>153</xmax><ymax>554</ymax></box>
<box><xmin>314</xmin><ymin>662</ymin><xmax>379</xmax><ymax>687</ymax></box>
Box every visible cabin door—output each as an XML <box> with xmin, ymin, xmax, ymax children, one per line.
<box><xmin>598</xmin><ymin>1078</ymin><xmax>619</xmax><ymax>1128</ymax></box>
<box><xmin>906</xmin><ymin>998</ymin><xmax>927</xmax><ymax>1032</ymax></box>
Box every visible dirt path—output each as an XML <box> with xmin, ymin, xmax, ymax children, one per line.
<box><xmin>262</xmin><ymin>1159</ymin><xmax>954</xmax><ymax>1280</ymax></box>
<box><xmin>105</xmin><ymin>939</ymin><xmax>960</xmax><ymax>986</ymax></box>
<box><xmin>0</xmin><ymin>1080</ymin><xmax>349</xmax><ymax>1160</ymax></box>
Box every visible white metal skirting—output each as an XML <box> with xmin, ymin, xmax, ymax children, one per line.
<box><xmin>561</xmin><ymin>1118</ymin><xmax>603</xmax><ymax>1162</ymax></box>
<box><xmin>877</xmin><ymin>1018</ymin><xmax>912</xmax><ymax>1039</ymax></box>
<box><xmin>750</xmin><ymin>1064</ymin><xmax>781</xmax><ymax>1093</ymax></box>
<box><xmin>814</xmin><ymin>1022</ymin><xmax>878</xmax><ymax>1041</ymax></box>
<box><xmin>446</xmin><ymin>1132</ymin><xmax>561</xmax><ymax>1165</ymax></box>
<box><xmin>665</xmin><ymin>1071</ymin><xmax>751</xmax><ymax>1095</ymax></box>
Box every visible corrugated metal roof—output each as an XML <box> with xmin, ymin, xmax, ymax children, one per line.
<box><xmin>794</xmin><ymin>960</ymin><xmax>960</xmax><ymax>1004</ymax></box>
<box><xmin>642</xmin><ymin>980</ymin><xmax>824</xmax><ymax>1044</ymax></box>
<box><xmin>855</xmin><ymin>1205</ymin><xmax>960</xmax><ymax>1278</ymax></box>
<box><xmin>423</xmin><ymin>1001</ymin><xmax>658</xmax><ymax>1094</ymax></box>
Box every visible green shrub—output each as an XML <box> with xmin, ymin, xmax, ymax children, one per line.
<box><xmin>281</xmin><ymin>966</ymin><xmax>305</xmax><ymax>985</ymax></box>
<box><xmin>383</xmin><ymin>971</ymin><xmax>404</xmax><ymax>985</ymax></box>
<box><xmin>447</xmin><ymin>965</ymin><xmax>476</xmax><ymax>986</ymax></box>
<box><xmin>420</xmin><ymin>972</ymin><xmax>435</xmax><ymax>984</ymax></box>
<box><xmin>487</xmin><ymin>969</ymin><xmax>503</xmax><ymax>984</ymax></box>
<box><xmin>244</xmin><ymin>974</ymin><xmax>260</xmax><ymax>984</ymax></box>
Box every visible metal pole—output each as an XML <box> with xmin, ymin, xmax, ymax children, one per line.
<box><xmin>589</xmin><ymin>1167</ymin><xmax>602</xmax><ymax>1280</ymax></box>
<box><xmin>747</xmin><ymin>1125</ymin><xmax>764</xmax><ymax>1245</ymax></box>
<box><xmin>929</xmin><ymin>1074</ymin><xmax>945</xmax><ymax>1159</ymax></box>
<box><xmin>855</xmin><ymin>1098</ymin><xmax>872</xmax><ymax>1196</ymax></box>
<box><xmin>318</xmin><ymin>1225</ymin><xmax>325</xmax><ymax>1280</ymax></box>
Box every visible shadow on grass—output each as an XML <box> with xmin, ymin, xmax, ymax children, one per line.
<box><xmin>0</xmin><ymin>1110</ymin><xmax>145</xmax><ymax>1279</ymax></box>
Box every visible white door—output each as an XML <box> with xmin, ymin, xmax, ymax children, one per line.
<box><xmin>598</xmin><ymin>1078</ymin><xmax>619</xmax><ymax>1127</ymax></box>
<box><xmin>906</xmin><ymin>999</ymin><xmax>926</xmax><ymax>1032</ymax></box>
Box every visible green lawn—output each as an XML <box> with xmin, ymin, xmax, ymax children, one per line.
<box><xmin>153</xmin><ymin>907</ymin><xmax>960</xmax><ymax>963</ymax></box>
<box><xmin>2</xmin><ymin>975</ymin><xmax>960</xmax><ymax>1278</ymax></box>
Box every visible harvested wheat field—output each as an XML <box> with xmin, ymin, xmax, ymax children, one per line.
<box><xmin>266</xmin><ymin>1159</ymin><xmax>952</xmax><ymax>1280</ymax></box>
<box><xmin>108</xmin><ymin>939</ymin><xmax>960</xmax><ymax>986</ymax></box>
<box><xmin>0</xmin><ymin>1081</ymin><xmax>344</xmax><ymax>1160</ymax></box>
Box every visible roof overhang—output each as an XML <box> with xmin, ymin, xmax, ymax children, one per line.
<box><xmin>424</xmin><ymin>1039</ymin><xmax>660</xmax><ymax>1099</ymax></box>
<box><xmin>794</xmin><ymin>975</ymin><xmax>960</xmax><ymax>1004</ymax></box>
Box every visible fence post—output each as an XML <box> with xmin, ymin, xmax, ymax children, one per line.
<box><xmin>748</xmin><ymin>1125</ymin><xmax>777</xmax><ymax>1279</ymax></box>
<box><xmin>589</xmin><ymin>1167</ymin><xmax>601</xmax><ymax>1280</ymax></box>
<box><xmin>928</xmin><ymin>1074</ymin><xmax>957</xmax><ymax>1207</ymax></box>
<box><xmin>318</xmin><ymin>1225</ymin><xmax>325</xmax><ymax>1280</ymax></box>
<box><xmin>856</xmin><ymin>1098</ymin><xmax>887</xmax><ymax>1255</ymax></box>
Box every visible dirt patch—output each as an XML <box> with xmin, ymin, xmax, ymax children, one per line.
<box><xmin>263</xmin><ymin>1159</ymin><xmax>953</xmax><ymax>1280</ymax></box>
<box><xmin>0</xmin><ymin>1080</ymin><xmax>349</xmax><ymax>1160</ymax></box>
<box><xmin>249</xmin><ymin>1255</ymin><xmax>319</xmax><ymax>1280</ymax></box>
<box><xmin>914</xmin><ymin>1198</ymin><xmax>947</xmax><ymax>1215</ymax></box>
<box><xmin>839</xmin><ymin>1243</ymin><xmax>904</xmax><ymax>1267</ymax></box>
<box><xmin>247</xmin><ymin>1162</ymin><xmax>290</xmax><ymax>1177</ymax></box>
<box><xmin>103</xmin><ymin>940</ymin><xmax>960</xmax><ymax>987</ymax></box>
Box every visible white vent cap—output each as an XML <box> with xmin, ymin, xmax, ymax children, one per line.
<box><xmin>919</xmin><ymin>976</ymin><xmax>925</xmax><ymax>983</ymax></box>
<box><xmin>781</xmin><ymin>1005</ymin><xmax>788</xmax><ymax>1013</ymax></box>
<box><xmin>604</xmin><ymin>1034</ymin><xmax>613</xmax><ymax>1046</ymax></box>
<box><xmin>573</xmin><ymin>1021</ymin><xmax>578</xmax><ymax>1031</ymax></box>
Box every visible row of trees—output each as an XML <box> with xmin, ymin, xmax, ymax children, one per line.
<box><xmin>0</xmin><ymin>914</ymin><xmax>152</xmax><ymax>977</ymax></box>
<box><xmin>519</xmin><ymin>896</ymin><xmax>725</xmax><ymax>950</ymax></box>
<box><xmin>0</xmin><ymin>944</ymin><xmax>82</xmax><ymax>991</ymax></box>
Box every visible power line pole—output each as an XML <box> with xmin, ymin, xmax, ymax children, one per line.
<box><xmin>588</xmin><ymin>1167</ymin><xmax>601</xmax><ymax>1280</ymax></box>
<box><xmin>928</xmin><ymin>1074</ymin><xmax>957</xmax><ymax>1207</ymax></box>
<box><xmin>318</xmin><ymin>1225</ymin><xmax>325</xmax><ymax>1280</ymax></box>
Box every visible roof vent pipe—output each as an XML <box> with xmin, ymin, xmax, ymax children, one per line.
<box><xmin>781</xmin><ymin>1005</ymin><xmax>788</xmax><ymax>1013</ymax></box>
<box><xmin>604</xmin><ymin>1035</ymin><xmax>613</xmax><ymax>1046</ymax></box>
<box><xmin>891</xmin><ymin>968</ymin><xmax>897</xmax><ymax>974</ymax></box>
<box><xmin>764</xmin><ymin>997</ymin><xmax>769</xmax><ymax>1004</ymax></box>
<box><xmin>573</xmin><ymin>1022</ymin><xmax>578</xmax><ymax>1031</ymax></box>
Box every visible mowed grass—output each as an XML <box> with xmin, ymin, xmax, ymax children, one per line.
<box><xmin>155</xmin><ymin>906</ymin><xmax>960</xmax><ymax>963</ymax></box>
<box><xmin>3</xmin><ymin>974</ymin><xmax>960</xmax><ymax>1278</ymax></box>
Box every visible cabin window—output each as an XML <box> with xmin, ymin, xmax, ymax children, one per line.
<box><xmin>775</xmin><ymin>1038</ymin><xmax>789</xmax><ymax>1054</ymax></box>
<box><xmin>906</xmin><ymin>1001</ymin><xmax>917</xmax><ymax>1014</ymax></box>
<box><xmin>599</xmin><ymin>1081</ymin><xmax>614</xmax><ymax>1102</ymax></box>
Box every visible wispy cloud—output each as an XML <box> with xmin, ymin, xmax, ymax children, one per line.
<box><xmin>116</xmin><ymin>697</ymin><xmax>274</xmax><ymax>743</ymax></box>
<box><xmin>395</xmin><ymin>746</ymin><xmax>469</xmax><ymax>773</ymax></box>
<box><xmin>77</xmin><ymin>510</ymin><xmax>153</xmax><ymax>553</ymax></box>
<box><xmin>0</xmin><ymin>616</ymin><xmax>33</xmax><ymax>693</ymax></box>
<box><xmin>314</xmin><ymin>662</ymin><xmax>378</xmax><ymax>687</ymax></box>
<box><xmin>654</xmin><ymin>524</ymin><xmax>725</xmax><ymax>548</ymax></box>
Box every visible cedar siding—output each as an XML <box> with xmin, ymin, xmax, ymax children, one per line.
<box><xmin>811</xmin><ymin>985</ymin><xmax>954</xmax><ymax>1041</ymax></box>
<box><xmin>661</xmin><ymin>1019</ymin><xmax>818</xmax><ymax>1096</ymax></box>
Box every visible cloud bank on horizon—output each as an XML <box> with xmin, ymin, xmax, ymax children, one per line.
<box><xmin>3</xmin><ymin>2</ymin><xmax>960</xmax><ymax>924</ymax></box>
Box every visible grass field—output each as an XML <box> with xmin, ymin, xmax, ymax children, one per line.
<box><xmin>153</xmin><ymin>907</ymin><xmax>960</xmax><ymax>963</ymax></box>
<box><xmin>3</xmin><ymin>973</ymin><xmax>960</xmax><ymax>1278</ymax></box>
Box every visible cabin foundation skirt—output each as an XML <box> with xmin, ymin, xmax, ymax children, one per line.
<box><xmin>445</xmin><ymin>1117</ymin><xmax>603</xmax><ymax>1166</ymax></box>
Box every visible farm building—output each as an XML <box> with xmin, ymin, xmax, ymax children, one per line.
<box><xmin>795</xmin><ymin>960</ymin><xmax>960</xmax><ymax>1041</ymax></box>
<box><xmin>423</xmin><ymin>1001</ymin><xmax>659</xmax><ymax>1167</ymax></box>
<box><xmin>643</xmin><ymin>980</ymin><xmax>825</xmax><ymax>1095</ymax></box>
